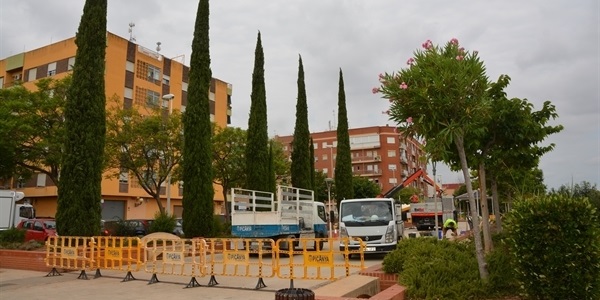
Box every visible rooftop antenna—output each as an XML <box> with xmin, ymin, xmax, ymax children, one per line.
<box><xmin>156</xmin><ymin>42</ymin><xmax>161</xmax><ymax>53</ymax></box>
<box><xmin>128</xmin><ymin>22</ymin><xmax>136</xmax><ymax>41</ymax></box>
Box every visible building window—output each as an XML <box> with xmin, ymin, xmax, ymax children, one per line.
<box><xmin>27</xmin><ymin>68</ymin><xmax>37</xmax><ymax>82</ymax></box>
<box><xmin>313</xmin><ymin>143</ymin><xmax>318</xmax><ymax>149</ymax></box>
<box><xmin>47</xmin><ymin>62</ymin><xmax>57</xmax><ymax>76</ymax></box>
<box><xmin>322</xmin><ymin>154</ymin><xmax>328</xmax><ymax>161</ymax></box>
<box><xmin>323</xmin><ymin>168</ymin><xmax>328</xmax><ymax>175</ymax></box>
<box><xmin>136</xmin><ymin>60</ymin><xmax>161</xmax><ymax>84</ymax></box>
<box><xmin>119</xmin><ymin>168</ymin><xmax>129</xmax><ymax>183</ymax></box>
<box><xmin>162</xmin><ymin>75</ymin><xmax>170</xmax><ymax>85</ymax></box>
<box><xmin>389</xmin><ymin>177</ymin><xmax>398</xmax><ymax>184</ymax></box>
<box><xmin>68</xmin><ymin>57</ymin><xmax>76</xmax><ymax>70</ymax></box>
<box><xmin>321</xmin><ymin>142</ymin><xmax>328</xmax><ymax>148</ymax></box>
<box><xmin>387</xmin><ymin>137</ymin><xmax>395</xmax><ymax>144</ymax></box>
<box><xmin>146</xmin><ymin>90</ymin><xmax>160</xmax><ymax>107</ymax></box>
<box><xmin>36</xmin><ymin>173</ymin><xmax>47</xmax><ymax>187</ymax></box>
<box><xmin>387</xmin><ymin>150</ymin><xmax>396</xmax><ymax>157</ymax></box>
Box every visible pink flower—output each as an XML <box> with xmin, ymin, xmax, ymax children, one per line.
<box><xmin>378</xmin><ymin>73</ymin><xmax>384</xmax><ymax>80</ymax></box>
<box><xmin>382</xmin><ymin>110</ymin><xmax>390</xmax><ymax>115</ymax></box>
<box><xmin>372</xmin><ymin>87</ymin><xmax>379</xmax><ymax>94</ymax></box>
<box><xmin>406</xmin><ymin>117</ymin><xmax>413</xmax><ymax>123</ymax></box>
<box><xmin>421</xmin><ymin>39</ymin><xmax>433</xmax><ymax>50</ymax></box>
<box><xmin>456</xmin><ymin>55</ymin><xmax>464</xmax><ymax>61</ymax></box>
<box><xmin>458</xmin><ymin>47</ymin><xmax>465</xmax><ymax>53</ymax></box>
<box><xmin>400</xmin><ymin>82</ymin><xmax>408</xmax><ymax>90</ymax></box>
<box><xmin>406</xmin><ymin>57</ymin><xmax>415</xmax><ymax>65</ymax></box>
<box><xmin>450</xmin><ymin>38</ymin><xmax>459</xmax><ymax>45</ymax></box>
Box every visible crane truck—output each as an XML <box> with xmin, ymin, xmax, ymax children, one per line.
<box><xmin>0</xmin><ymin>190</ymin><xmax>35</xmax><ymax>231</ymax></box>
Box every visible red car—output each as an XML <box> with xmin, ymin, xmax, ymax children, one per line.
<box><xmin>17</xmin><ymin>218</ymin><xmax>57</xmax><ymax>242</ymax></box>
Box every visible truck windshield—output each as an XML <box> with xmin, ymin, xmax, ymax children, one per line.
<box><xmin>340</xmin><ymin>200</ymin><xmax>392</xmax><ymax>226</ymax></box>
<box><xmin>19</xmin><ymin>206</ymin><xmax>34</xmax><ymax>219</ymax></box>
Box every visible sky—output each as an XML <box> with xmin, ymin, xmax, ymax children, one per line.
<box><xmin>1</xmin><ymin>0</ymin><xmax>598</xmax><ymax>190</ymax></box>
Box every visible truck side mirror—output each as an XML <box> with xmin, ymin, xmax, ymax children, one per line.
<box><xmin>329</xmin><ymin>211</ymin><xmax>335</xmax><ymax>223</ymax></box>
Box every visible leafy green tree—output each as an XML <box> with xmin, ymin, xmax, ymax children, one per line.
<box><xmin>353</xmin><ymin>176</ymin><xmax>381</xmax><ymax>199</ymax></box>
<box><xmin>478</xmin><ymin>84</ymin><xmax>562</xmax><ymax>241</ymax></box>
<box><xmin>270</xmin><ymin>138</ymin><xmax>291</xmax><ymax>184</ymax></box>
<box><xmin>56</xmin><ymin>0</ymin><xmax>107</xmax><ymax>236</ymax></box>
<box><xmin>105</xmin><ymin>97</ymin><xmax>183</xmax><ymax>213</ymax></box>
<box><xmin>378</xmin><ymin>38</ymin><xmax>490</xmax><ymax>279</ymax></box>
<box><xmin>290</xmin><ymin>55</ymin><xmax>312</xmax><ymax>190</ymax></box>
<box><xmin>245</xmin><ymin>31</ymin><xmax>270</xmax><ymax>192</ymax></box>
<box><xmin>182</xmin><ymin>0</ymin><xmax>214</xmax><ymax>238</ymax></box>
<box><xmin>550</xmin><ymin>181</ymin><xmax>600</xmax><ymax>215</ymax></box>
<box><xmin>268</xmin><ymin>140</ymin><xmax>276</xmax><ymax>194</ymax></box>
<box><xmin>0</xmin><ymin>77</ymin><xmax>70</xmax><ymax>184</ymax></box>
<box><xmin>335</xmin><ymin>69</ymin><xmax>354</xmax><ymax>201</ymax></box>
<box><xmin>310</xmin><ymin>137</ymin><xmax>316</xmax><ymax>192</ymax></box>
<box><xmin>398</xmin><ymin>186</ymin><xmax>421</xmax><ymax>204</ymax></box>
<box><xmin>212</xmin><ymin>125</ymin><xmax>247</xmax><ymax>221</ymax></box>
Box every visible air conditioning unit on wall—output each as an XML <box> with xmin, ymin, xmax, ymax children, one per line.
<box><xmin>13</xmin><ymin>74</ymin><xmax>22</xmax><ymax>80</ymax></box>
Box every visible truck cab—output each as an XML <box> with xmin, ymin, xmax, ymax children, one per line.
<box><xmin>338</xmin><ymin>198</ymin><xmax>403</xmax><ymax>254</ymax></box>
<box><xmin>0</xmin><ymin>190</ymin><xmax>35</xmax><ymax>231</ymax></box>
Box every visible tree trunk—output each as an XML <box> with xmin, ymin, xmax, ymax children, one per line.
<box><xmin>222</xmin><ymin>185</ymin><xmax>230</xmax><ymax>223</ymax></box>
<box><xmin>478</xmin><ymin>163</ymin><xmax>493</xmax><ymax>253</ymax></box>
<box><xmin>455</xmin><ymin>135</ymin><xmax>488</xmax><ymax>280</ymax></box>
<box><xmin>491</xmin><ymin>178</ymin><xmax>503</xmax><ymax>232</ymax></box>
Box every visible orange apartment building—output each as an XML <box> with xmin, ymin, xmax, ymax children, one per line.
<box><xmin>275</xmin><ymin>125</ymin><xmax>430</xmax><ymax>198</ymax></box>
<box><xmin>0</xmin><ymin>32</ymin><xmax>232</xmax><ymax>220</ymax></box>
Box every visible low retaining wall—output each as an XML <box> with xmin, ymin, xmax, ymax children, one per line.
<box><xmin>0</xmin><ymin>250</ymin><xmax>52</xmax><ymax>272</ymax></box>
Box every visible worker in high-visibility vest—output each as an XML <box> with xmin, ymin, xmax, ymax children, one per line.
<box><xmin>443</xmin><ymin>218</ymin><xmax>458</xmax><ymax>238</ymax></box>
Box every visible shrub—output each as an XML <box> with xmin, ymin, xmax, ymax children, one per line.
<box><xmin>485</xmin><ymin>232</ymin><xmax>520</xmax><ymax>296</ymax></box>
<box><xmin>0</xmin><ymin>227</ymin><xmax>26</xmax><ymax>244</ymax></box>
<box><xmin>505</xmin><ymin>194</ymin><xmax>600</xmax><ymax>299</ymax></box>
<box><xmin>149</xmin><ymin>211</ymin><xmax>176</xmax><ymax>234</ymax></box>
<box><xmin>383</xmin><ymin>237</ymin><xmax>485</xmax><ymax>299</ymax></box>
<box><xmin>112</xmin><ymin>219</ymin><xmax>135</xmax><ymax>236</ymax></box>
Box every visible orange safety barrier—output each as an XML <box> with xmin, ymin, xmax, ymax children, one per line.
<box><xmin>93</xmin><ymin>236</ymin><xmax>143</xmax><ymax>281</ymax></box>
<box><xmin>276</xmin><ymin>237</ymin><xmax>365</xmax><ymax>281</ymax></box>
<box><xmin>45</xmin><ymin>236</ymin><xmax>95</xmax><ymax>279</ymax></box>
<box><xmin>143</xmin><ymin>236</ymin><xmax>206</xmax><ymax>288</ymax></box>
<box><xmin>204</xmin><ymin>238</ymin><xmax>277</xmax><ymax>289</ymax></box>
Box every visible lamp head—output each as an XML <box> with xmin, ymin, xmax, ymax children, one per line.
<box><xmin>162</xmin><ymin>94</ymin><xmax>175</xmax><ymax>100</ymax></box>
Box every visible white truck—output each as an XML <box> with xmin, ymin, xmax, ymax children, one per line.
<box><xmin>230</xmin><ymin>185</ymin><xmax>328</xmax><ymax>250</ymax></box>
<box><xmin>410</xmin><ymin>196</ymin><xmax>455</xmax><ymax>231</ymax></box>
<box><xmin>338</xmin><ymin>198</ymin><xmax>404</xmax><ymax>255</ymax></box>
<box><xmin>0</xmin><ymin>190</ymin><xmax>35</xmax><ymax>230</ymax></box>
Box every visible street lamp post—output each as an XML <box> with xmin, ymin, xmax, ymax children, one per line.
<box><xmin>325</xmin><ymin>144</ymin><xmax>334</xmax><ymax>178</ymax></box>
<box><xmin>162</xmin><ymin>94</ymin><xmax>174</xmax><ymax>215</ymax></box>
<box><xmin>325</xmin><ymin>177</ymin><xmax>334</xmax><ymax>239</ymax></box>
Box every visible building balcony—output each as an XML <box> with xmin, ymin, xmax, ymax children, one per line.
<box><xmin>354</xmin><ymin>169</ymin><xmax>382</xmax><ymax>176</ymax></box>
<box><xmin>351</xmin><ymin>155</ymin><xmax>381</xmax><ymax>163</ymax></box>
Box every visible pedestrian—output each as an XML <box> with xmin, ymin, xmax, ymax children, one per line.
<box><xmin>442</xmin><ymin>218</ymin><xmax>458</xmax><ymax>238</ymax></box>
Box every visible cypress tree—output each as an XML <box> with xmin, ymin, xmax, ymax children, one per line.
<box><xmin>183</xmin><ymin>0</ymin><xmax>214</xmax><ymax>238</ymax></box>
<box><xmin>56</xmin><ymin>0</ymin><xmax>107</xmax><ymax>236</ymax></box>
<box><xmin>245</xmin><ymin>32</ymin><xmax>270</xmax><ymax>191</ymax></box>
<box><xmin>290</xmin><ymin>55</ymin><xmax>312</xmax><ymax>190</ymax></box>
<box><xmin>335</xmin><ymin>69</ymin><xmax>354</xmax><ymax>201</ymax></box>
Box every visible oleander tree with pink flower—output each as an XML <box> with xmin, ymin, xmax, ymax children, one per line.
<box><xmin>375</xmin><ymin>38</ymin><xmax>491</xmax><ymax>279</ymax></box>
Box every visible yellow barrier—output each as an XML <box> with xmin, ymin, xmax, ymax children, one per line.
<box><xmin>276</xmin><ymin>237</ymin><xmax>365</xmax><ymax>281</ymax></box>
<box><xmin>143</xmin><ymin>236</ymin><xmax>206</xmax><ymax>288</ymax></box>
<box><xmin>44</xmin><ymin>235</ymin><xmax>366</xmax><ymax>288</ymax></box>
<box><xmin>204</xmin><ymin>238</ymin><xmax>277</xmax><ymax>289</ymax></box>
<box><xmin>93</xmin><ymin>236</ymin><xmax>143</xmax><ymax>281</ymax></box>
<box><xmin>45</xmin><ymin>236</ymin><xmax>95</xmax><ymax>279</ymax></box>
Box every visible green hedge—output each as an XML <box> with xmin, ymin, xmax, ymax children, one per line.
<box><xmin>505</xmin><ymin>194</ymin><xmax>600</xmax><ymax>299</ymax></box>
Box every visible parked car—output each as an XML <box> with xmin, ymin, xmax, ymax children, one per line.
<box><xmin>17</xmin><ymin>218</ymin><xmax>57</xmax><ymax>242</ymax></box>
